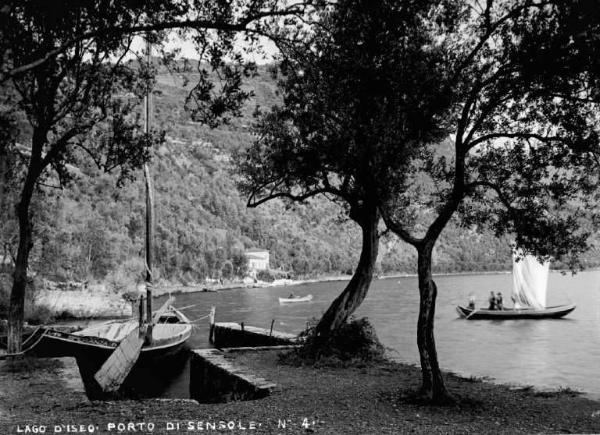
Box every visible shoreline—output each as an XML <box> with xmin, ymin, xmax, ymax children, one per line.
<box><xmin>379</xmin><ymin>270</ymin><xmax>511</xmax><ymax>279</ymax></box>
<box><xmin>10</xmin><ymin>266</ymin><xmax>599</xmax><ymax>322</ymax></box>
<box><xmin>2</xmin><ymin>351</ymin><xmax>600</xmax><ymax>434</ymax></box>
<box><xmin>157</xmin><ymin>265</ymin><xmax>590</xmax><ymax>297</ymax></box>
<box><xmin>159</xmin><ymin>269</ymin><xmax>520</xmax><ymax>297</ymax></box>
<box><xmin>154</xmin><ymin>274</ymin><xmax>354</xmax><ymax>297</ymax></box>
<box><xmin>379</xmin><ymin>266</ymin><xmax>600</xmax><ymax>280</ymax></box>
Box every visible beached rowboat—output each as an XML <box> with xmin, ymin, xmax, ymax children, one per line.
<box><xmin>31</xmin><ymin>306</ymin><xmax>192</xmax><ymax>361</ymax></box>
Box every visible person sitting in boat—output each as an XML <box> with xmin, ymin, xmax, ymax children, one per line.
<box><xmin>288</xmin><ymin>293</ymin><xmax>295</xmax><ymax>299</ymax></box>
<box><xmin>468</xmin><ymin>294</ymin><xmax>476</xmax><ymax>310</ymax></box>
<box><xmin>496</xmin><ymin>292</ymin><xmax>504</xmax><ymax>310</ymax></box>
<box><xmin>488</xmin><ymin>291</ymin><xmax>497</xmax><ymax>310</ymax></box>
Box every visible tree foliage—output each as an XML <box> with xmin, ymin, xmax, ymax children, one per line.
<box><xmin>0</xmin><ymin>0</ymin><xmax>313</xmax><ymax>81</ymax></box>
<box><xmin>382</xmin><ymin>0</ymin><xmax>600</xmax><ymax>255</ymax></box>
<box><xmin>235</xmin><ymin>0</ymin><xmax>462</xmax><ymax>345</ymax></box>
<box><xmin>239</xmin><ymin>0</ymin><xmax>600</xmax><ymax>403</ymax></box>
<box><xmin>236</xmin><ymin>0</ymin><xmax>455</xmax><ymax>212</ymax></box>
<box><xmin>376</xmin><ymin>0</ymin><xmax>600</xmax><ymax>402</ymax></box>
<box><xmin>0</xmin><ymin>0</ymin><xmax>316</xmax><ymax>353</ymax></box>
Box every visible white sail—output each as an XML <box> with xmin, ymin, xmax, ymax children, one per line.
<box><xmin>512</xmin><ymin>254</ymin><xmax>549</xmax><ymax>310</ymax></box>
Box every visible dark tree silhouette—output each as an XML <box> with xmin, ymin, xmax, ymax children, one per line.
<box><xmin>1</xmin><ymin>0</ymin><xmax>316</xmax><ymax>353</ymax></box>
<box><xmin>239</xmin><ymin>0</ymin><xmax>600</xmax><ymax>403</ymax></box>
<box><xmin>236</xmin><ymin>0</ymin><xmax>455</xmax><ymax>338</ymax></box>
<box><xmin>379</xmin><ymin>0</ymin><xmax>600</xmax><ymax>403</ymax></box>
<box><xmin>0</xmin><ymin>0</ymin><xmax>312</xmax><ymax>83</ymax></box>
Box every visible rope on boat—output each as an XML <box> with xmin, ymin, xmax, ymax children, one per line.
<box><xmin>0</xmin><ymin>325</ymin><xmax>44</xmax><ymax>348</ymax></box>
<box><xmin>187</xmin><ymin>312</ymin><xmax>212</xmax><ymax>323</ymax></box>
<box><xmin>0</xmin><ymin>327</ymin><xmax>48</xmax><ymax>359</ymax></box>
<box><xmin>174</xmin><ymin>303</ymin><xmax>201</xmax><ymax>312</ymax></box>
<box><xmin>21</xmin><ymin>326</ymin><xmax>44</xmax><ymax>347</ymax></box>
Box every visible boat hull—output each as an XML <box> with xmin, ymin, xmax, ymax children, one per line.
<box><xmin>279</xmin><ymin>295</ymin><xmax>313</xmax><ymax>304</ymax></box>
<box><xmin>456</xmin><ymin>304</ymin><xmax>576</xmax><ymax>320</ymax></box>
<box><xmin>32</xmin><ymin>327</ymin><xmax>191</xmax><ymax>362</ymax></box>
<box><xmin>24</xmin><ymin>308</ymin><xmax>193</xmax><ymax>398</ymax></box>
<box><xmin>28</xmin><ymin>308</ymin><xmax>192</xmax><ymax>362</ymax></box>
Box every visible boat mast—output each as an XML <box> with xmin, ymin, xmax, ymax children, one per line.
<box><xmin>144</xmin><ymin>35</ymin><xmax>154</xmax><ymax>344</ymax></box>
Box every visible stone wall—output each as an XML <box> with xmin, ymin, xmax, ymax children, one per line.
<box><xmin>189</xmin><ymin>349</ymin><xmax>276</xmax><ymax>403</ymax></box>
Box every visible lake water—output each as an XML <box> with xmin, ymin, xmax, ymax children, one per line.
<box><xmin>156</xmin><ymin>270</ymin><xmax>600</xmax><ymax>399</ymax></box>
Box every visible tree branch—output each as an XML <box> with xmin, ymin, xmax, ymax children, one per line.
<box><xmin>40</xmin><ymin>124</ymin><xmax>93</xmax><ymax>170</ymax></box>
<box><xmin>378</xmin><ymin>205</ymin><xmax>421</xmax><ymax>247</ymax></box>
<box><xmin>35</xmin><ymin>180</ymin><xmax>63</xmax><ymax>190</ymax></box>
<box><xmin>247</xmin><ymin>187</ymin><xmax>332</xmax><ymax>207</ymax></box>
<box><xmin>423</xmin><ymin>126</ymin><xmax>470</xmax><ymax>245</ymax></box>
<box><xmin>450</xmin><ymin>1</ymin><xmax>552</xmax><ymax>85</ymax></box>
<box><xmin>462</xmin><ymin>92</ymin><xmax>513</xmax><ymax>150</ymax></box>
<box><xmin>1</xmin><ymin>3</ymin><xmax>314</xmax><ymax>82</ymax></box>
<box><xmin>467</xmin><ymin>132</ymin><xmax>564</xmax><ymax>149</ymax></box>
<box><xmin>465</xmin><ymin>179</ymin><xmax>525</xmax><ymax>215</ymax></box>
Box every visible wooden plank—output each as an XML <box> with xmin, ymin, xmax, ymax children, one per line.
<box><xmin>94</xmin><ymin>326</ymin><xmax>144</xmax><ymax>392</ymax></box>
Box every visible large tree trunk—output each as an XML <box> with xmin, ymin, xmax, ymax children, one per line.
<box><xmin>7</xmin><ymin>129</ymin><xmax>42</xmax><ymax>354</ymax></box>
<box><xmin>7</xmin><ymin>184</ymin><xmax>35</xmax><ymax>354</ymax></box>
<box><xmin>315</xmin><ymin>206</ymin><xmax>380</xmax><ymax>338</ymax></box>
<box><xmin>0</xmin><ymin>144</ymin><xmax>8</xmax><ymax>212</ymax></box>
<box><xmin>416</xmin><ymin>243</ymin><xmax>453</xmax><ymax>403</ymax></box>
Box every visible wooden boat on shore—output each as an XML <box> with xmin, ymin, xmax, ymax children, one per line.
<box><xmin>30</xmin><ymin>306</ymin><xmax>192</xmax><ymax>362</ymax></box>
<box><xmin>279</xmin><ymin>294</ymin><xmax>313</xmax><ymax>304</ymax></box>
<box><xmin>456</xmin><ymin>304</ymin><xmax>576</xmax><ymax>320</ymax></box>
<box><xmin>4</xmin><ymin>41</ymin><xmax>193</xmax><ymax>393</ymax></box>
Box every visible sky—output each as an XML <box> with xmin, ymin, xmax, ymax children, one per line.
<box><xmin>131</xmin><ymin>33</ymin><xmax>280</xmax><ymax>65</ymax></box>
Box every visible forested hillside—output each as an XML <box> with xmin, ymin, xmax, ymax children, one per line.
<box><xmin>2</xmin><ymin>65</ymin><xmax>599</xmax><ymax>290</ymax></box>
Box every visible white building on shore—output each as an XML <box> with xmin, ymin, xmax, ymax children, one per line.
<box><xmin>244</xmin><ymin>248</ymin><xmax>270</xmax><ymax>273</ymax></box>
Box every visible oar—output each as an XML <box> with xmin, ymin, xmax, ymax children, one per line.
<box><xmin>94</xmin><ymin>325</ymin><xmax>146</xmax><ymax>393</ymax></box>
<box><xmin>466</xmin><ymin>309</ymin><xmax>479</xmax><ymax>319</ymax></box>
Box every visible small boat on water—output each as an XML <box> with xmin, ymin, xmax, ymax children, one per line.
<box><xmin>279</xmin><ymin>294</ymin><xmax>313</xmax><ymax>304</ymax></box>
<box><xmin>456</xmin><ymin>304</ymin><xmax>576</xmax><ymax>320</ymax></box>
<box><xmin>457</xmin><ymin>254</ymin><xmax>575</xmax><ymax>320</ymax></box>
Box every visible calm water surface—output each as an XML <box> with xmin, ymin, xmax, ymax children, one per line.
<box><xmin>157</xmin><ymin>270</ymin><xmax>600</xmax><ymax>399</ymax></box>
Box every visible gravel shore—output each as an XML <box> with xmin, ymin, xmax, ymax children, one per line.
<box><xmin>2</xmin><ymin>351</ymin><xmax>600</xmax><ymax>434</ymax></box>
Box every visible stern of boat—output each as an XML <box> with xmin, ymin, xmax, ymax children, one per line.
<box><xmin>456</xmin><ymin>305</ymin><xmax>475</xmax><ymax>318</ymax></box>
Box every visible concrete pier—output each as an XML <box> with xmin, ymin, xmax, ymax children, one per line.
<box><xmin>190</xmin><ymin>349</ymin><xmax>276</xmax><ymax>403</ymax></box>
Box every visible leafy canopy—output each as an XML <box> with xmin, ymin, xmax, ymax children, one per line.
<box><xmin>236</xmin><ymin>0</ymin><xmax>457</xmax><ymax>222</ymax></box>
<box><xmin>378</xmin><ymin>0</ymin><xmax>600</xmax><ymax>268</ymax></box>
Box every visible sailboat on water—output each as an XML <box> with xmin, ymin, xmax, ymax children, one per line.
<box><xmin>456</xmin><ymin>254</ymin><xmax>576</xmax><ymax>320</ymax></box>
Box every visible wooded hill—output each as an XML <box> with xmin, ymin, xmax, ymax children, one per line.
<box><xmin>2</xmin><ymin>65</ymin><xmax>599</xmax><ymax>289</ymax></box>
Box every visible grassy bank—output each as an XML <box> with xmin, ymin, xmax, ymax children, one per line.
<box><xmin>2</xmin><ymin>351</ymin><xmax>600</xmax><ymax>434</ymax></box>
